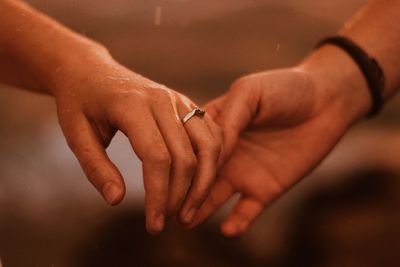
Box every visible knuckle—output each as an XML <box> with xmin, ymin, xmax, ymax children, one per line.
<box><xmin>186</xmin><ymin>155</ymin><xmax>198</xmax><ymax>171</ymax></box>
<box><xmin>146</xmin><ymin>147</ymin><xmax>172</xmax><ymax>167</ymax></box>
<box><xmin>106</xmin><ymin>103</ymin><xmax>124</xmax><ymax>119</ymax></box>
<box><xmin>178</xmin><ymin>153</ymin><xmax>197</xmax><ymax>173</ymax></box>
<box><xmin>107</xmin><ymin>91</ymin><xmax>148</xmax><ymax>116</ymax></box>
<box><xmin>230</xmin><ymin>76</ymin><xmax>250</xmax><ymax>91</ymax></box>
<box><xmin>229</xmin><ymin>74</ymin><xmax>259</xmax><ymax>94</ymax></box>
<box><xmin>151</xmin><ymin>89</ymin><xmax>172</xmax><ymax>107</ymax></box>
<box><xmin>201</xmin><ymin>140</ymin><xmax>221</xmax><ymax>159</ymax></box>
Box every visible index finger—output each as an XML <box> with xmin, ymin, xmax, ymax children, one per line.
<box><xmin>60</xmin><ymin>114</ymin><xmax>125</xmax><ymax>205</ymax></box>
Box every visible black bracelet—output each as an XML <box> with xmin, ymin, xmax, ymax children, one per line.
<box><xmin>316</xmin><ymin>36</ymin><xmax>385</xmax><ymax>117</ymax></box>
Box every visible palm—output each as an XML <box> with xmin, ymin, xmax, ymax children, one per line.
<box><xmin>191</xmin><ymin>69</ymin><xmax>348</xmax><ymax>237</ymax></box>
<box><xmin>221</xmin><ymin>110</ymin><xmax>343</xmax><ymax>203</ymax></box>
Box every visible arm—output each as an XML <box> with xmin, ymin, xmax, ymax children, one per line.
<box><xmin>190</xmin><ymin>0</ymin><xmax>400</xmax><ymax>237</ymax></box>
<box><xmin>0</xmin><ymin>0</ymin><xmax>102</xmax><ymax>93</ymax></box>
<box><xmin>0</xmin><ymin>0</ymin><xmax>224</xmax><ymax>234</ymax></box>
<box><xmin>0</xmin><ymin>49</ymin><xmax>43</xmax><ymax>91</ymax></box>
<box><xmin>302</xmin><ymin>0</ymin><xmax>400</xmax><ymax>124</ymax></box>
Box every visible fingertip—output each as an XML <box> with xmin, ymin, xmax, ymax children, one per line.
<box><xmin>221</xmin><ymin>221</ymin><xmax>239</xmax><ymax>238</ymax></box>
<box><xmin>172</xmin><ymin>214</ymin><xmax>194</xmax><ymax>231</ymax></box>
<box><xmin>184</xmin><ymin>214</ymin><xmax>204</xmax><ymax>229</ymax></box>
<box><xmin>146</xmin><ymin>213</ymin><xmax>165</xmax><ymax>235</ymax></box>
<box><xmin>179</xmin><ymin>207</ymin><xmax>197</xmax><ymax>225</ymax></box>
<box><xmin>203</xmin><ymin>94</ymin><xmax>227</xmax><ymax>119</ymax></box>
<box><xmin>102</xmin><ymin>181</ymin><xmax>125</xmax><ymax>205</ymax></box>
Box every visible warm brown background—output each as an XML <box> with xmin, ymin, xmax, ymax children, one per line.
<box><xmin>1</xmin><ymin>1</ymin><xmax>400</xmax><ymax>266</ymax></box>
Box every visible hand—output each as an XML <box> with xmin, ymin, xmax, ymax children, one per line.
<box><xmin>188</xmin><ymin>46</ymin><xmax>371</xmax><ymax>237</ymax></box>
<box><xmin>53</xmin><ymin>51</ymin><xmax>223</xmax><ymax>234</ymax></box>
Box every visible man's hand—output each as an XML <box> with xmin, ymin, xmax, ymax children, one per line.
<box><xmin>186</xmin><ymin>0</ymin><xmax>400</xmax><ymax>238</ymax></box>
<box><xmin>188</xmin><ymin>46</ymin><xmax>372</xmax><ymax>237</ymax></box>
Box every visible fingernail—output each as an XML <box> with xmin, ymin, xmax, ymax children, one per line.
<box><xmin>156</xmin><ymin>214</ymin><xmax>165</xmax><ymax>231</ymax></box>
<box><xmin>222</xmin><ymin>222</ymin><xmax>238</xmax><ymax>238</ymax></box>
<box><xmin>183</xmin><ymin>208</ymin><xmax>197</xmax><ymax>224</ymax></box>
<box><xmin>149</xmin><ymin>214</ymin><xmax>165</xmax><ymax>234</ymax></box>
<box><xmin>102</xmin><ymin>182</ymin><xmax>121</xmax><ymax>205</ymax></box>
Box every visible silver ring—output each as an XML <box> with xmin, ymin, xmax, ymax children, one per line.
<box><xmin>182</xmin><ymin>107</ymin><xmax>205</xmax><ymax>124</ymax></box>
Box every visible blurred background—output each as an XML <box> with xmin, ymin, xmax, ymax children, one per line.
<box><xmin>1</xmin><ymin>0</ymin><xmax>400</xmax><ymax>266</ymax></box>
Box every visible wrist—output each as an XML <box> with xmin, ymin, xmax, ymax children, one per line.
<box><xmin>298</xmin><ymin>45</ymin><xmax>372</xmax><ymax>126</ymax></box>
<box><xmin>44</xmin><ymin>40</ymin><xmax>114</xmax><ymax>96</ymax></box>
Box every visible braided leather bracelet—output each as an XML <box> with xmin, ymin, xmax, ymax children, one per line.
<box><xmin>316</xmin><ymin>36</ymin><xmax>385</xmax><ymax>117</ymax></box>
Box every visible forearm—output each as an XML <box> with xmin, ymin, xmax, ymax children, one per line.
<box><xmin>340</xmin><ymin>0</ymin><xmax>400</xmax><ymax>99</ymax></box>
<box><xmin>300</xmin><ymin>0</ymin><xmax>400</xmax><ymax>124</ymax></box>
<box><xmin>0</xmin><ymin>0</ymin><xmax>110</xmax><ymax>95</ymax></box>
<box><xmin>0</xmin><ymin>49</ymin><xmax>43</xmax><ymax>91</ymax></box>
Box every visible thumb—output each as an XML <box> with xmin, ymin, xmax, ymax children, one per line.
<box><xmin>203</xmin><ymin>95</ymin><xmax>227</xmax><ymax>119</ymax></box>
<box><xmin>214</xmin><ymin>81</ymin><xmax>261</xmax><ymax>156</ymax></box>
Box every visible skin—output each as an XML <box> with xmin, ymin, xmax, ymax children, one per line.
<box><xmin>189</xmin><ymin>0</ymin><xmax>400</xmax><ymax>237</ymax></box>
<box><xmin>0</xmin><ymin>0</ymin><xmax>224</xmax><ymax>234</ymax></box>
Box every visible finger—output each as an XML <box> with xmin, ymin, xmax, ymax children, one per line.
<box><xmin>60</xmin><ymin>114</ymin><xmax>125</xmax><ymax>205</ymax></box>
<box><xmin>152</xmin><ymin>98</ymin><xmax>197</xmax><ymax>217</ymax></box>
<box><xmin>178</xmin><ymin>109</ymin><xmax>222</xmax><ymax>225</ymax></box>
<box><xmin>203</xmin><ymin>114</ymin><xmax>226</xmax><ymax>166</ymax></box>
<box><xmin>220</xmin><ymin>197</ymin><xmax>264</xmax><ymax>238</ymax></box>
<box><xmin>203</xmin><ymin>94</ymin><xmax>227</xmax><ymax>119</ymax></box>
<box><xmin>187</xmin><ymin>178</ymin><xmax>235</xmax><ymax>228</ymax></box>
<box><xmin>217</xmin><ymin>82</ymin><xmax>261</xmax><ymax>155</ymax></box>
<box><xmin>111</xmin><ymin>108</ymin><xmax>170</xmax><ymax>235</ymax></box>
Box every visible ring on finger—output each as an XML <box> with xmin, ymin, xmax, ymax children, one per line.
<box><xmin>182</xmin><ymin>107</ymin><xmax>206</xmax><ymax>124</ymax></box>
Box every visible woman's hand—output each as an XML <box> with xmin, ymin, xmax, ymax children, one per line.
<box><xmin>52</xmin><ymin>51</ymin><xmax>223</xmax><ymax>234</ymax></box>
<box><xmin>0</xmin><ymin>0</ymin><xmax>224</xmax><ymax>235</ymax></box>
